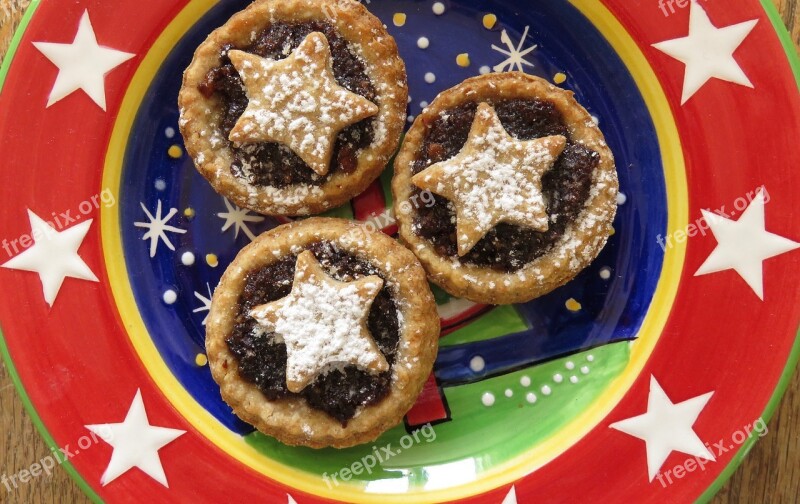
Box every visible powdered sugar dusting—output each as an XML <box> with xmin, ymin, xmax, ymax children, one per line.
<box><xmin>249</xmin><ymin>250</ymin><xmax>389</xmax><ymax>392</ymax></box>
<box><xmin>244</xmin><ymin>180</ymin><xmax>326</xmax><ymax>212</ymax></box>
<box><xmin>405</xmin><ymin>96</ymin><xmax>619</xmax><ymax>291</ymax></box>
<box><xmin>227</xmin><ymin>32</ymin><xmax>378</xmax><ymax>177</ymax></box>
<box><xmin>413</xmin><ymin>103</ymin><xmax>566</xmax><ymax>255</ymax></box>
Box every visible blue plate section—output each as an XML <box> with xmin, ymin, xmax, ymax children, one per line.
<box><xmin>119</xmin><ymin>0</ymin><xmax>666</xmax><ymax>433</ymax></box>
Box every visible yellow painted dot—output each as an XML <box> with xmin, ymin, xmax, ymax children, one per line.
<box><xmin>168</xmin><ymin>145</ymin><xmax>183</xmax><ymax>159</ymax></box>
<box><xmin>183</xmin><ymin>207</ymin><xmax>196</xmax><ymax>219</ymax></box>
<box><xmin>565</xmin><ymin>298</ymin><xmax>582</xmax><ymax>312</ymax></box>
<box><xmin>456</xmin><ymin>53</ymin><xmax>471</xmax><ymax>67</ymax></box>
<box><xmin>195</xmin><ymin>354</ymin><xmax>208</xmax><ymax>366</ymax></box>
<box><xmin>554</xmin><ymin>72</ymin><xmax>567</xmax><ymax>84</ymax></box>
<box><xmin>206</xmin><ymin>253</ymin><xmax>219</xmax><ymax>267</ymax></box>
<box><xmin>483</xmin><ymin>13</ymin><xmax>497</xmax><ymax>29</ymax></box>
<box><xmin>393</xmin><ymin>13</ymin><xmax>406</xmax><ymax>27</ymax></box>
<box><xmin>609</xmin><ymin>226</ymin><xmax>616</xmax><ymax>236</ymax></box>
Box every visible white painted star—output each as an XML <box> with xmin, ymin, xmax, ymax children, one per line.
<box><xmin>85</xmin><ymin>389</ymin><xmax>185</xmax><ymax>487</ymax></box>
<box><xmin>695</xmin><ymin>190</ymin><xmax>798</xmax><ymax>300</ymax></box>
<box><xmin>287</xmin><ymin>495</ymin><xmax>298</xmax><ymax>504</ymax></box>
<box><xmin>32</xmin><ymin>10</ymin><xmax>134</xmax><ymax>110</ymax></box>
<box><xmin>193</xmin><ymin>283</ymin><xmax>213</xmax><ymax>325</ymax></box>
<box><xmin>1</xmin><ymin>210</ymin><xmax>98</xmax><ymax>306</ymax></box>
<box><xmin>217</xmin><ymin>198</ymin><xmax>264</xmax><ymax>241</ymax></box>
<box><xmin>610</xmin><ymin>376</ymin><xmax>715</xmax><ymax>481</ymax></box>
<box><xmin>492</xmin><ymin>26</ymin><xmax>537</xmax><ymax>73</ymax></box>
<box><xmin>501</xmin><ymin>485</ymin><xmax>517</xmax><ymax>504</ymax></box>
<box><xmin>134</xmin><ymin>200</ymin><xmax>186</xmax><ymax>258</ymax></box>
<box><xmin>652</xmin><ymin>1</ymin><xmax>758</xmax><ymax>104</ymax></box>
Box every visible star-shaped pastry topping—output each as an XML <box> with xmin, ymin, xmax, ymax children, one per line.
<box><xmin>249</xmin><ymin>250</ymin><xmax>389</xmax><ymax>393</ymax></box>
<box><xmin>32</xmin><ymin>10</ymin><xmax>134</xmax><ymax>110</ymax></box>
<box><xmin>227</xmin><ymin>32</ymin><xmax>379</xmax><ymax>176</ymax></box>
<box><xmin>85</xmin><ymin>389</ymin><xmax>185</xmax><ymax>487</ymax></box>
<box><xmin>412</xmin><ymin>102</ymin><xmax>566</xmax><ymax>256</ymax></box>
<box><xmin>610</xmin><ymin>376</ymin><xmax>715</xmax><ymax>482</ymax></box>
<box><xmin>2</xmin><ymin>210</ymin><xmax>98</xmax><ymax>307</ymax></box>
<box><xmin>652</xmin><ymin>1</ymin><xmax>758</xmax><ymax>104</ymax></box>
<box><xmin>695</xmin><ymin>189</ymin><xmax>798</xmax><ymax>300</ymax></box>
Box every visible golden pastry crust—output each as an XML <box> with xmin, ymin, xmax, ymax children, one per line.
<box><xmin>393</xmin><ymin>73</ymin><xmax>618</xmax><ymax>305</ymax></box>
<box><xmin>206</xmin><ymin>218</ymin><xmax>439</xmax><ymax>448</ymax></box>
<box><xmin>179</xmin><ymin>0</ymin><xmax>407</xmax><ymax>216</ymax></box>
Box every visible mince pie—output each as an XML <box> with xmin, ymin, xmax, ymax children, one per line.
<box><xmin>393</xmin><ymin>73</ymin><xmax>618</xmax><ymax>304</ymax></box>
<box><xmin>179</xmin><ymin>0</ymin><xmax>407</xmax><ymax>216</ymax></box>
<box><xmin>205</xmin><ymin>218</ymin><xmax>439</xmax><ymax>448</ymax></box>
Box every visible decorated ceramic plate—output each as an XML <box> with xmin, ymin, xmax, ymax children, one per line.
<box><xmin>1</xmin><ymin>0</ymin><xmax>799</xmax><ymax>502</ymax></box>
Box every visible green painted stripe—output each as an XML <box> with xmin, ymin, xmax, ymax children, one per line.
<box><xmin>697</xmin><ymin>328</ymin><xmax>800</xmax><ymax>504</ymax></box>
<box><xmin>0</xmin><ymin>1</ymin><xmax>103</xmax><ymax>502</ymax></box>
<box><xmin>0</xmin><ymin>325</ymin><xmax>103</xmax><ymax>503</ymax></box>
<box><xmin>0</xmin><ymin>0</ymin><xmax>39</xmax><ymax>91</ymax></box>
<box><xmin>698</xmin><ymin>4</ymin><xmax>800</xmax><ymax>502</ymax></box>
<box><xmin>759</xmin><ymin>0</ymin><xmax>800</xmax><ymax>90</ymax></box>
<box><xmin>439</xmin><ymin>305</ymin><xmax>528</xmax><ymax>347</ymax></box>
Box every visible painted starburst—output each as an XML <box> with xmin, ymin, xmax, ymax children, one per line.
<box><xmin>193</xmin><ymin>283</ymin><xmax>212</xmax><ymax>325</ymax></box>
<box><xmin>492</xmin><ymin>26</ymin><xmax>537</xmax><ymax>73</ymax></box>
<box><xmin>217</xmin><ymin>198</ymin><xmax>265</xmax><ymax>241</ymax></box>
<box><xmin>134</xmin><ymin>200</ymin><xmax>186</xmax><ymax>258</ymax></box>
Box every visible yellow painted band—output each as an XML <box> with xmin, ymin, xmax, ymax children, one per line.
<box><xmin>100</xmin><ymin>0</ymin><xmax>687</xmax><ymax>501</ymax></box>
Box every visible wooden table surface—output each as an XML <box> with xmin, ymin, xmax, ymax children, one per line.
<box><xmin>1</xmin><ymin>1</ymin><xmax>798</xmax><ymax>503</ymax></box>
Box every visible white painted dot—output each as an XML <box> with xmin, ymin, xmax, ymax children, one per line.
<box><xmin>553</xmin><ymin>373</ymin><xmax>563</xmax><ymax>383</ymax></box>
<box><xmin>479</xmin><ymin>65</ymin><xmax>491</xmax><ymax>75</ymax></box>
<box><xmin>591</xmin><ymin>115</ymin><xmax>600</xmax><ymax>125</ymax></box>
<box><xmin>470</xmin><ymin>355</ymin><xmax>485</xmax><ymax>372</ymax></box>
<box><xmin>432</xmin><ymin>2</ymin><xmax>446</xmax><ymax>15</ymax></box>
<box><xmin>599</xmin><ymin>267</ymin><xmax>612</xmax><ymax>280</ymax></box>
<box><xmin>154</xmin><ymin>178</ymin><xmax>167</xmax><ymax>191</ymax></box>
<box><xmin>407</xmin><ymin>95</ymin><xmax>413</xmax><ymax>104</ymax></box>
<box><xmin>587</xmin><ymin>354</ymin><xmax>595</xmax><ymax>362</ymax></box>
<box><xmin>617</xmin><ymin>192</ymin><xmax>627</xmax><ymax>205</ymax></box>
<box><xmin>481</xmin><ymin>392</ymin><xmax>495</xmax><ymax>407</ymax></box>
<box><xmin>417</xmin><ymin>37</ymin><xmax>430</xmax><ymax>49</ymax></box>
<box><xmin>541</xmin><ymin>385</ymin><xmax>552</xmax><ymax>396</ymax></box>
<box><xmin>165</xmin><ymin>127</ymin><xmax>176</xmax><ymax>138</ymax></box>
<box><xmin>163</xmin><ymin>290</ymin><xmax>178</xmax><ymax>305</ymax></box>
<box><xmin>181</xmin><ymin>251</ymin><xmax>195</xmax><ymax>266</ymax></box>
<box><xmin>520</xmin><ymin>376</ymin><xmax>531</xmax><ymax>387</ymax></box>
<box><xmin>420</xmin><ymin>101</ymin><xmax>429</xmax><ymax>109</ymax></box>
<box><xmin>526</xmin><ymin>392</ymin><xmax>537</xmax><ymax>404</ymax></box>
<box><xmin>570</xmin><ymin>376</ymin><xmax>579</xmax><ymax>384</ymax></box>
<box><xmin>424</xmin><ymin>72</ymin><xmax>436</xmax><ymax>84</ymax></box>
<box><xmin>581</xmin><ymin>366</ymin><xmax>590</xmax><ymax>375</ymax></box>
<box><xmin>565</xmin><ymin>361</ymin><xmax>575</xmax><ymax>370</ymax></box>
<box><xmin>504</xmin><ymin>389</ymin><xmax>513</xmax><ymax>398</ymax></box>
<box><xmin>407</xmin><ymin>115</ymin><xmax>415</xmax><ymax>123</ymax></box>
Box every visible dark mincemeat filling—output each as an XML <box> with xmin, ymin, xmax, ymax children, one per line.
<box><xmin>198</xmin><ymin>22</ymin><xmax>377</xmax><ymax>188</ymax></box>
<box><xmin>225</xmin><ymin>242</ymin><xmax>399</xmax><ymax>425</ymax></box>
<box><xmin>412</xmin><ymin>99</ymin><xmax>599</xmax><ymax>272</ymax></box>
